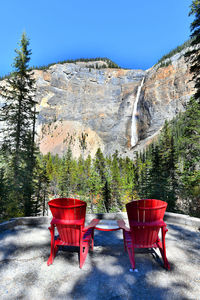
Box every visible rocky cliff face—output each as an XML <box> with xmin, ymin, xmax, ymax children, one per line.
<box><xmin>0</xmin><ymin>52</ymin><xmax>195</xmax><ymax>158</ymax></box>
<box><xmin>34</xmin><ymin>63</ymin><xmax>145</xmax><ymax>158</ymax></box>
<box><xmin>134</xmin><ymin>51</ymin><xmax>195</xmax><ymax>152</ymax></box>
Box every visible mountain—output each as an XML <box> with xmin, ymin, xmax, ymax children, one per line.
<box><xmin>1</xmin><ymin>50</ymin><xmax>195</xmax><ymax>158</ymax></box>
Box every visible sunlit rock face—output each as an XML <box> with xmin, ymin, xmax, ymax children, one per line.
<box><xmin>136</xmin><ymin>52</ymin><xmax>195</xmax><ymax>147</ymax></box>
<box><xmin>34</xmin><ymin>64</ymin><xmax>145</xmax><ymax>157</ymax></box>
<box><xmin>0</xmin><ymin>52</ymin><xmax>195</xmax><ymax>158</ymax></box>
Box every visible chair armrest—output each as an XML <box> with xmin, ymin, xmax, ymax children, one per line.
<box><xmin>117</xmin><ymin>220</ymin><xmax>131</xmax><ymax>232</ymax></box>
<box><xmin>130</xmin><ymin>220</ymin><xmax>167</xmax><ymax>227</ymax></box>
<box><xmin>51</xmin><ymin>218</ymin><xmax>84</xmax><ymax>226</ymax></box>
<box><xmin>83</xmin><ymin>219</ymin><xmax>100</xmax><ymax>231</ymax></box>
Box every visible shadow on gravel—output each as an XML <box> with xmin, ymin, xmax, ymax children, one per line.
<box><xmin>167</xmin><ymin>223</ymin><xmax>200</xmax><ymax>264</ymax></box>
<box><xmin>0</xmin><ymin>227</ymin><xmax>20</xmax><ymax>268</ymax></box>
<box><xmin>0</xmin><ymin>225</ymin><xmax>50</xmax><ymax>272</ymax></box>
<box><xmin>0</xmin><ymin>223</ymin><xmax>199</xmax><ymax>300</ymax></box>
<box><xmin>44</xmin><ymin>230</ymin><xmax>190</xmax><ymax>300</ymax></box>
<box><xmin>51</xmin><ymin>248</ymin><xmax>174</xmax><ymax>300</ymax></box>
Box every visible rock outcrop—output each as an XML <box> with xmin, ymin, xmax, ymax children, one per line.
<box><xmin>0</xmin><ymin>51</ymin><xmax>195</xmax><ymax>158</ymax></box>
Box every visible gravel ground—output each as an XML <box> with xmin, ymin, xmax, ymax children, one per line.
<box><xmin>0</xmin><ymin>221</ymin><xmax>199</xmax><ymax>300</ymax></box>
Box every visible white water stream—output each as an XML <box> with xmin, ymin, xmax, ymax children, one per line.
<box><xmin>131</xmin><ymin>77</ymin><xmax>145</xmax><ymax>147</ymax></box>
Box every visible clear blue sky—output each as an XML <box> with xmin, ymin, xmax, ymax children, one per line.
<box><xmin>0</xmin><ymin>0</ymin><xmax>193</xmax><ymax>76</ymax></box>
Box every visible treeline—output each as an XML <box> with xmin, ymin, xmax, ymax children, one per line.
<box><xmin>0</xmin><ymin>73</ymin><xmax>11</xmax><ymax>81</ymax></box>
<box><xmin>0</xmin><ymin>58</ymin><xmax>120</xmax><ymax>81</ymax></box>
<box><xmin>155</xmin><ymin>39</ymin><xmax>193</xmax><ymax>67</ymax></box>
<box><xmin>32</xmin><ymin>57</ymin><xmax>120</xmax><ymax>71</ymax></box>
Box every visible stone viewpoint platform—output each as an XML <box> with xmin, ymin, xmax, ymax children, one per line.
<box><xmin>0</xmin><ymin>213</ymin><xmax>199</xmax><ymax>300</ymax></box>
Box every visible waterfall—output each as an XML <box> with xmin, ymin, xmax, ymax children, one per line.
<box><xmin>131</xmin><ymin>77</ymin><xmax>145</xmax><ymax>147</ymax></box>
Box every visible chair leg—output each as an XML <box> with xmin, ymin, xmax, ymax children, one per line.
<box><xmin>157</xmin><ymin>227</ymin><xmax>170</xmax><ymax>270</ymax></box>
<box><xmin>124</xmin><ymin>231</ymin><xmax>135</xmax><ymax>269</ymax></box>
<box><xmin>79</xmin><ymin>243</ymin><xmax>89</xmax><ymax>269</ymax></box>
<box><xmin>127</xmin><ymin>244</ymin><xmax>135</xmax><ymax>269</ymax></box>
<box><xmin>90</xmin><ymin>230</ymin><xmax>94</xmax><ymax>251</ymax></box>
<box><xmin>123</xmin><ymin>230</ymin><xmax>127</xmax><ymax>252</ymax></box>
<box><xmin>47</xmin><ymin>225</ymin><xmax>58</xmax><ymax>266</ymax></box>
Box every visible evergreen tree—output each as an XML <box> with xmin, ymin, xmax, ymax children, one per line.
<box><xmin>58</xmin><ymin>147</ymin><xmax>73</xmax><ymax>197</ymax></box>
<box><xmin>185</xmin><ymin>0</ymin><xmax>200</xmax><ymax>101</ymax></box>
<box><xmin>34</xmin><ymin>155</ymin><xmax>49</xmax><ymax>216</ymax></box>
<box><xmin>159</xmin><ymin>121</ymin><xmax>177</xmax><ymax>210</ymax></box>
<box><xmin>133</xmin><ymin>152</ymin><xmax>140</xmax><ymax>195</ymax></box>
<box><xmin>177</xmin><ymin>97</ymin><xmax>200</xmax><ymax>216</ymax></box>
<box><xmin>0</xmin><ymin>166</ymin><xmax>7</xmax><ymax>219</ymax></box>
<box><xmin>110</xmin><ymin>151</ymin><xmax>123</xmax><ymax>210</ymax></box>
<box><xmin>148</xmin><ymin>144</ymin><xmax>165</xmax><ymax>200</ymax></box>
<box><xmin>94</xmin><ymin>148</ymin><xmax>112</xmax><ymax>212</ymax></box>
<box><xmin>50</xmin><ymin>154</ymin><xmax>60</xmax><ymax>197</ymax></box>
<box><xmin>0</xmin><ymin>32</ymin><xmax>37</xmax><ymax>216</ymax></box>
<box><xmin>45</xmin><ymin>152</ymin><xmax>54</xmax><ymax>181</ymax></box>
<box><xmin>138</xmin><ymin>152</ymin><xmax>151</xmax><ymax>200</ymax></box>
<box><xmin>87</xmin><ymin>164</ymin><xmax>102</xmax><ymax>212</ymax></box>
<box><xmin>120</xmin><ymin>156</ymin><xmax>136</xmax><ymax>203</ymax></box>
<box><xmin>94</xmin><ymin>148</ymin><xmax>106</xmax><ymax>182</ymax></box>
<box><xmin>76</xmin><ymin>155</ymin><xmax>87</xmax><ymax>194</ymax></box>
<box><xmin>102</xmin><ymin>178</ymin><xmax>112</xmax><ymax>212</ymax></box>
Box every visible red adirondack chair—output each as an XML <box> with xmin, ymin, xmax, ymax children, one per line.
<box><xmin>47</xmin><ymin>198</ymin><xmax>99</xmax><ymax>268</ymax></box>
<box><xmin>118</xmin><ymin>199</ymin><xmax>170</xmax><ymax>270</ymax></box>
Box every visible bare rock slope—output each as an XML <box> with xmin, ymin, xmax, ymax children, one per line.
<box><xmin>1</xmin><ymin>53</ymin><xmax>195</xmax><ymax>158</ymax></box>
